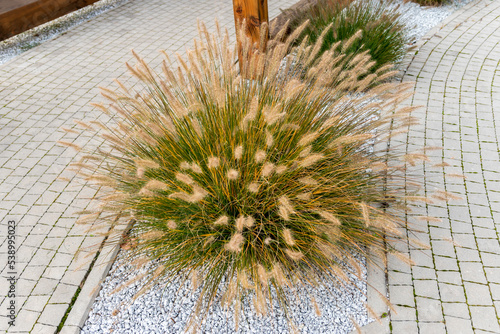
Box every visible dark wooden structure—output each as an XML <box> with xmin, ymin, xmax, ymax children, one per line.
<box><xmin>0</xmin><ymin>0</ymin><xmax>100</xmax><ymax>41</ymax></box>
<box><xmin>232</xmin><ymin>0</ymin><xmax>269</xmax><ymax>48</ymax></box>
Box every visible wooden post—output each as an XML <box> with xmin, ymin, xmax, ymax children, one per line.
<box><xmin>232</xmin><ymin>0</ymin><xmax>269</xmax><ymax>75</ymax></box>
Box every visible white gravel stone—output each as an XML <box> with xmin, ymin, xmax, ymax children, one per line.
<box><xmin>81</xmin><ymin>252</ymin><xmax>369</xmax><ymax>334</ymax></box>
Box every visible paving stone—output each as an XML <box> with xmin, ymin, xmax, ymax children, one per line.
<box><xmin>418</xmin><ymin>322</ymin><xmax>446</xmax><ymax>333</ymax></box>
<box><xmin>414</xmin><ymin>279</ymin><xmax>440</xmax><ymax>299</ymax></box>
<box><xmin>42</xmin><ymin>266</ymin><xmax>67</xmax><ymax>280</ymax></box>
<box><xmin>459</xmin><ymin>262</ymin><xmax>488</xmax><ymax>284</ymax></box>
<box><xmin>444</xmin><ymin>316</ymin><xmax>474</xmax><ymax>334</ymax></box>
<box><xmin>411</xmin><ymin>266</ymin><xmax>436</xmax><ymax>280</ymax></box>
<box><xmin>480</xmin><ymin>252</ymin><xmax>500</xmax><ymax>267</ymax></box>
<box><xmin>31</xmin><ymin>323</ymin><xmax>57</xmax><ymax>334</ymax></box>
<box><xmin>390</xmin><ymin>321</ymin><xmax>419</xmax><ymax>333</ymax></box>
<box><xmin>389</xmin><ymin>285</ymin><xmax>415</xmax><ymax>307</ymax></box>
<box><xmin>434</xmin><ymin>256</ymin><xmax>459</xmax><ymax>271</ymax></box>
<box><xmin>489</xmin><ymin>283</ymin><xmax>500</xmax><ymax>301</ymax></box>
<box><xmin>431</xmin><ymin>239</ymin><xmax>456</xmax><ymax>257</ymax></box>
<box><xmin>22</xmin><ymin>295</ymin><xmax>51</xmax><ymax>313</ymax></box>
<box><xmin>464</xmin><ymin>282</ymin><xmax>493</xmax><ymax>306</ymax></box>
<box><xmin>388</xmin><ymin>271</ymin><xmax>413</xmax><ymax>285</ymax></box>
<box><xmin>49</xmin><ymin>283</ymin><xmax>78</xmax><ymax>304</ymax></box>
<box><xmin>410</xmin><ymin>249</ymin><xmax>435</xmax><ymax>268</ymax></box>
<box><xmin>469</xmin><ymin>306</ymin><xmax>500</xmax><ymax>332</ymax></box>
<box><xmin>438</xmin><ymin>282</ymin><xmax>466</xmax><ymax>303</ymax></box>
<box><xmin>37</xmin><ymin>303</ymin><xmax>69</xmax><ymax>327</ymax></box>
<box><xmin>442</xmin><ymin>302</ymin><xmax>471</xmax><ymax>319</ymax></box>
<box><xmin>31</xmin><ymin>278</ymin><xmax>59</xmax><ymax>296</ymax></box>
<box><xmin>436</xmin><ymin>271</ymin><xmax>462</xmax><ymax>285</ymax></box>
<box><xmin>391</xmin><ymin>305</ymin><xmax>417</xmax><ymax>321</ymax></box>
<box><xmin>416</xmin><ymin>297</ymin><xmax>444</xmax><ymax>322</ymax></box>
<box><xmin>455</xmin><ymin>248</ymin><xmax>481</xmax><ymax>263</ymax></box>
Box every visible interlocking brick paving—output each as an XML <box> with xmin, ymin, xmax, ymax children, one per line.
<box><xmin>388</xmin><ymin>0</ymin><xmax>500</xmax><ymax>332</ymax></box>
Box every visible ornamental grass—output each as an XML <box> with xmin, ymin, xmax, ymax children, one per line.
<box><xmin>292</xmin><ymin>0</ymin><xmax>410</xmax><ymax>73</ymax></box>
<box><xmin>62</xmin><ymin>20</ymin><xmax>433</xmax><ymax>332</ymax></box>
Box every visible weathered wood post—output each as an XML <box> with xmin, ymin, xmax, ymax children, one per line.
<box><xmin>232</xmin><ymin>0</ymin><xmax>269</xmax><ymax>75</ymax></box>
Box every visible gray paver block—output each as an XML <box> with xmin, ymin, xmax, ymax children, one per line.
<box><xmin>10</xmin><ymin>309</ymin><xmax>38</xmax><ymax>332</ymax></box>
<box><xmin>442</xmin><ymin>302</ymin><xmax>471</xmax><ymax>319</ymax></box>
<box><xmin>459</xmin><ymin>262</ymin><xmax>488</xmax><ymax>284</ymax></box>
<box><xmin>414</xmin><ymin>280</ymin><xmax>440</xmax><ymax>299</ymax></box>
<box><xmin>464</xmin><ymin>282</ymin><xmax>493</xmax><ymax>306</ymax></box>
<box><xmin>22</xmin><ymin>295</ymin><xmax>51</xmax><ymax>313</ymax></box>
<box><xmin>391</xmin><ymin>305</ymin><xmax>417</xmax><ymax>321</ymax></box>
<box><xmin>418</xmin><ymin>322</ymin><xmax>446</xmax><ymax>333</ymax></box>
<box><xmin>438</xmin><ymin>283</ymin><xmax>466</xmax><ymax>303</ymax></box>
<box><xmin>390</xmin><ymin>321</ymin><xmax>418</xmax><ymax>333</ymax></box>
<box><xmin>49</xmin><ymin>283</ymin><xmax>79</xmax><ymax>304</ymax></box>
<box><xmin>480</xmin><ymin>252</ymin><xmax>500</xmax><ymax>267</ymax></box>
<box><xmin>444</xmin><ymin>316</ymin><xmax>474</xmax><ymax>334</ymax></box>
<box><xmin>389</xmin><ymin>285</ymin><xmax>415</xmax><ymax>307</ymax></box>
<box><xmin>416</xmin><ymin>297</ymin><xmax>443</xmax><ymax>322</ymax></box>
<box><xmin>31</xmin><ymin>278</ymin><xmax>59</xmax><ymax>296</ymax></box>
<box><xmin>412</xmin><ymin>266</ymin><xmax>436</xmax><ymax>280</ymax></box>
<box><xmin>37</xmin><ymin>303</ymin><xmax>69</xmax><ymax>327</ymax></box>
<box><xmin>434</xmin><ymin>256</ymin><xmax>459</xmax><ymax>271</ymax></box>
<box><xmin>455</xmin><ymin>248</ymin><xmax>481</xmax><ymax>263</ymax></box>
<box><xmin>31</xmin><ymin>323</ymin><xmax>57</xmax><ymax>334</ymax></box>
<box><xmin>469</xmin><ymin>306</ymin><xmax>500</xmax><ymax>332</ymax></box>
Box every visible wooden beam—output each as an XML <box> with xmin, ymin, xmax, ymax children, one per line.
<box><xmin>232</xmin><ymin>0</ymin><xmax>269</xmax><ymax>47</ymax></box>
<box><xmin>232</xmin><ymin>0</ymin><xmax>269</xmax><ymax>76</ymax></box>
<box><xmin>0</xmin><ymin>0</ymin><xmax>100</xmax><ymax>41</ymax></box>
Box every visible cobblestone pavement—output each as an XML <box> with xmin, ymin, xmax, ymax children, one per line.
<box><xmin>388</xmin><ymin>0</ymin><xmax>500</xmax><ymax>333</ymax></box>
<box><xmin>0</xmin><ymin>1</ymin><xmax>298</xmax><ymax>333</ymax></box>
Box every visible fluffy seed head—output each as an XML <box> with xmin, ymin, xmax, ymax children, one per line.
<box><xmin>298</xmin><ymin>176</ymin><xmax>319</xmax><ymax>186</ymax></box>
<box><xmin>176</xmin><ymin>172</ymin><xmax>195</xmax><ymax>185</ymax></box>
<box><xmin>144</xmin><ymin>179</ymin><xmax>169</xmax><ymax>191</ymax></box>
<box><xmin>359</xmin><ymin>202</ymin><xmax>371</xmax><ymax>226</ymax></box>
<box><xmin>235</xmin><ymin>215</ymin><xmax>246</xmax><ymax>232</ymax></box>
<box><xmin>227</xmin><ymin>169</ymin><xmax>239</xmax><ymax>180</ymax></box>
<box><xmin>265</xmin><ymin>130</ymin><xmax>274</xmax><ymax>147</ymax></box>
<box><xmin>247</xmin><ymin>182</ymin><xmax>260</xmax><ymax>193</ymax></box>
<box><xmin>180</xmin><ymin>161</ymin><xmax>191</xmax><ymax>170</ymax></box>
<box><xmin>167</xmin><ymin>220</ymin><xmax>177</xmax><ymax>229</ymax></box>
<box><xmin>214</xmin><ymin>215</ymin><xmax>229</xmax><ymax>226</ymax></box>
<box><xmin>285</xmin><ymin>249</ymin><xmax>304</xmax><ymax>261</ymax></box>
<box><xmin>244</xmin><ymin>216</ymin><xmax>255</xmax><ymax>228</ymax></box>
<box><xmin>318</xmin><ymin>211</ymin><xmax>341</xmax><ymax>225</ymax></box>
<box><xmin>282</xmin><ymin>228</ymin><xmax>295</xmax><ymax>246</ymax></box>
<box><xmin>257</xmin><ymin>264</ymin><xmax>269</xmax><ymax>286</ymax></box>
<box><xmin>296</xmin><ymin>192</ymin><xmax>312</xmax><ymax>201</ymax></box>
<box><xmin>141</xmin><ymin>230</ymin><xmax>166</xmax><ymax>240</ymax></box>
<box><xmin>135</xmin><ymin>159</ymin><xmax>160</xmax><ymax>169</ymax></box>
<box><xmin>234</xmin><ymin>146</ymin><xmax>244</xmax><ymax>160</ymax></box>
<box><xmin>225</xmin><ymin>233</ymin><xmax>244</xmax><ymax>253</ymax></box>
<box><xmin>208</xmin><ymin>156</ymin><xmax>220</xmax><ymax>168</ymax></box>
<box><xmin>298</xmin><ymin>132</ymin><xmax>319</xmax><ymax>147</ymax></box>
<box><xmin>275</xmin><ymin>164</ymin><xmax>287</xmax><ymax>174</ymax></box>
<box><xmin>255</xmin><ymin>150</ymin><xmax>267</xmax><ymax>163</ymax></box>
<box><xmin>299</xmin><ymin>153</ymin><xmax>324</xmax><ymax>168</ymax></box>
<box><xmin>190</xmin><ymin>163</ymin><xmax>203</xmax><ymax>173</ymax></box>
<box><xmin>261</xmin><ymin>162</ymin><xmax>275</xmax><ymax>177</ymax></box>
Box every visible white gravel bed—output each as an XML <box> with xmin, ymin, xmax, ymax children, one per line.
<box><xmin>82</xmin><ymin>252</ymin><xmax>368</xmax><ymax>334</ymax></box>
<box><xmin>395</xmin><ymin>0</ymin><xmax>474</xmax><ymax>43</ymax></box>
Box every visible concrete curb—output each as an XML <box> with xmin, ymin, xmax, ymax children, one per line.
<box><xmin>349</xmin><ymin>250</ymin><xmax>390</xmax><ymax>334</ymax></box>
<box><xmin>59</xmin><ymin>240</ymin><xmax>121</xmax><ymax>333</ymax></box>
